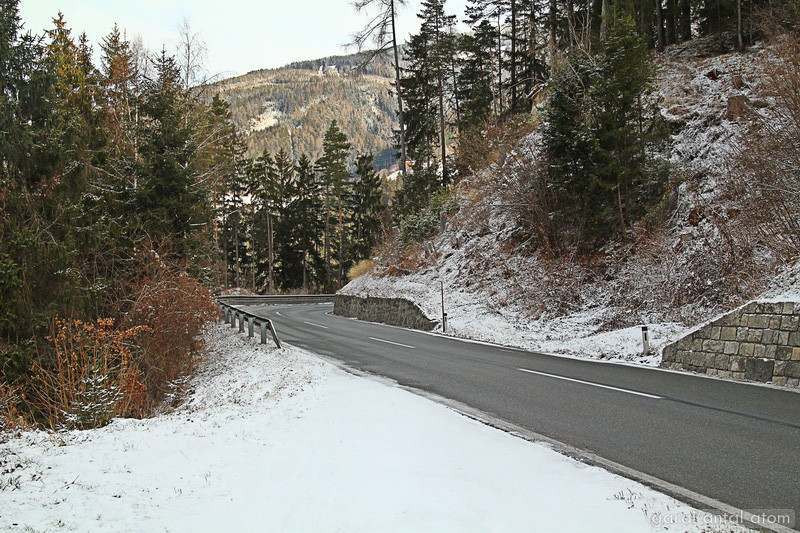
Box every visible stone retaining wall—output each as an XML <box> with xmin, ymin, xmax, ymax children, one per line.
<box><xmin>661</xmin><ymin>301</ymin><xmax>800</xmax><ymax>387</ymax></box>
<box><xmin>334</xmin><ymin>294</ymin><xmax>439</xmax><ymax>331</ymax></box>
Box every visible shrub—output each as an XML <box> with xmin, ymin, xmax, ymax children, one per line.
<box><xmin>123</xmin><ymin>250</ymin><xmax>219</xmax><ymax>406</ymax></box>
<box><xmin>399</xmin><ymin>188</ymin><xmax>458</xmax><ymax>245</ymax></box>
<box><xmin>722</xmin><ymin>30</ymin><xmax>800</xmax><ymax>260</ymax></box>
<box><xmin>29</xmin><ymin>318</ymin><xmax>149</xmax><ymax>430</ymax></box>
<box><xmin>0</xmin><ymin>380</ymin><xmax>26</xmax><ymax>434</ymax></box>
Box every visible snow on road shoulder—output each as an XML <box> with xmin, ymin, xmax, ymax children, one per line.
<box><xmin>1</xmin><ymin>322</ymin><xmax>744</xmax><ymax>532</ymax></box>
<box><xmin>343</xmin><ymin>272</ymin><xmax>689</xmax><ymax>365</ymax></box>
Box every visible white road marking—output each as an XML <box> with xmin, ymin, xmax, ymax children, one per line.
<box><xmin>304</xmin><ymin>321</ymin><xmax>329</xmax><ymax>329</ymax></box>
<box><xmin>276</xmin><ymin>311</ymin><xmax>283</xmax><ymax>317</ymax></box>
<box><xmin>368</xmin><ymin>337</ymin><xmax>415</xmax><ymax>349</ymax></box>
<box><xmin>518</xmin><ymin>368</ymin><xmax>663</xmax><ymax>399</ymax></box>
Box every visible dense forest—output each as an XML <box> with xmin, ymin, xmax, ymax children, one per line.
<box><xmin>0</xmin><ymin>0</ymin><xmax>384</xmax><ymax>429</ymax></box>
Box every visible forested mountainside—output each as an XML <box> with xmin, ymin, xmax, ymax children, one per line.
<box><xmin>207</xmin><ymin>51</ymin><xmax>398</xmax><ymax>165</ymax></box>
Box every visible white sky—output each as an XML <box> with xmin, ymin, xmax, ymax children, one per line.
<box><xmin>18</xmin><ymin>0</ymin><xmax>470</xmax><ymax>79</ymax></box>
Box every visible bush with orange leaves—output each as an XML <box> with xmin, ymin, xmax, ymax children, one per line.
<box><xmin>121</xmin><ymin>251</ymin><xmax>219</xmax><ymax>408</ymax></box>
<box><xmin>30</xmin><ymin>318</ymin><xmax>150</xmax><ymax>430</ymax></box>
<box><xmin>5</xmin><ymin>249</ymin><xmax>221</xmax><ymax>431</ymax></box>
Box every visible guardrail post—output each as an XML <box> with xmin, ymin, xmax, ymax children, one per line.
<box><xmin>247</xmin><ymin>317</ymin><xmax>254</xmax><ymax>338</ymax></box>
<box><xmin>238</xmin><ymin>313</ymin><xmax>245</xmax><ymax>333</ymax></box>
<box><xmin>267</xmin><ymin>320</ymin><xmax>282</xmax><ymax>349</ymax></box>
<box><xmin>229</xmin><ymin>309</ymin><xmax>236</xmax><ymax>328</ymax></box>
<box><xmin>260</xmin><ymin>321</ymin><xmax>268</xmax><ymax>344</ymax></box>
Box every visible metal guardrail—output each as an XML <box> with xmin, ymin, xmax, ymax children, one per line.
<box><xmin>217</xmin><ymin>294</ymin><xmax>336</xmax><ymax>306</ymax></box>
<box><xmin>218</xmin><ymin>301</ymin><xmax>283</xmax><ymax>349</ymax></box>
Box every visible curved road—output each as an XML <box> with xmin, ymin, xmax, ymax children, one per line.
<box><xmin>246</xmin><ymin>303</ymin><xmax>800</xmax><ymax>526</ymax></box>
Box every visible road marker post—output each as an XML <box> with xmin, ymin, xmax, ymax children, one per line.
<box><xmin>441</xmin><ymin>281</ymin><xmax>447</xmax><ymax>333</ymax></box>
<box><xmin>642</xmin><ymin>326</ymin><xmax>651</xmax><ymax>355</ymax></box>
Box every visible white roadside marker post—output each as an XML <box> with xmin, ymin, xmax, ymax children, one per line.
<box><xmin>441</xmin><ymin>281</ymin><xmax>447</xmax><ymax>333</ymax></box>
<box><xmin>642</xmin><ymin>326</ymin><xmax>651</xmax><ymax>356</ymax></box>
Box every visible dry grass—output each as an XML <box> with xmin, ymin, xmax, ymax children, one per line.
<box><xmin>348</xmin><ymin>259</ymin><xmax>375</xmax><ymax>281</ymax></box>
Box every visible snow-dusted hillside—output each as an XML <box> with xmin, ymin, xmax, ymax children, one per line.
<box><xmin>342</xmin><ymin>37</ymin><xmax>798</xmax><ymax>365</ymax></box>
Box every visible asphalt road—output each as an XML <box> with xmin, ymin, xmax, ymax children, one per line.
<box><xmin>247</xmin><ymin>303</ymin><xmax>800</xmax><ymax>522</ymax></box>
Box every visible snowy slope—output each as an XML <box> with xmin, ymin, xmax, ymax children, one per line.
<box><xmin>0</xmin><ymin>323</ymin><xmax>746</xmax><ymax>532</ymax></box>
<box><xmin>341</xmin><ymin>38</ymin><xmax>796</xmax><ymax>365</ymax></box>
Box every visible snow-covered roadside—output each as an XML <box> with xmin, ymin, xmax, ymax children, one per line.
<box><xmin>343</xmin><ymin>273</ymin><xmax>689</xmax><ymax>365</ymax></box>
<box><xmin>0</xmin><ymin>322</ymin><xmax>745</xmax><ymax>532</ymax></box>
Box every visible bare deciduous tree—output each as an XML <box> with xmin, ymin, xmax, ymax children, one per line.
<box><xmin>175</xmin><ymin>17</ymin><xmax>208</xmax><ymax>89</ymax></box>
<box><xmin>351</xmin><ymin>0</ymin><xmax>408</xmax><ymax>177</ymax></box>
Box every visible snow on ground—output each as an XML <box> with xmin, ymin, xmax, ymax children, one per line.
<box><xmin>759</xmin><ymin>263</ymin><xmax>800</xmax><ymax>303</ymax></box>
<box><xmin>0</xmin><ymin>322</ymin><xmax>746</xmax><ymax>532</ymax></box>
<box><xmin>343</xmin><ymin>271</ymin><xmax>687</xmax><ymax>366</ymax></box>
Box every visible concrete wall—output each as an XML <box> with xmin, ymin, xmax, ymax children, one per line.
<box><xmin>661</xmin><ymin>301</ymin><xmax>800</xmax><ymax>387</ymax></box>
<box><xmin>334</xmin><ymin>294</ymin><xmax>439</xmax><ymax>331</ymax></box>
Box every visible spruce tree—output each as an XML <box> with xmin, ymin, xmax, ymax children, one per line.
<box><xmin>349</xmin><ymin>154</ymin><xmax>384</xmax><ymax>263</ymax></box>
<box><xmin>542</xmin><ymin>12</ymin><xmax>667</xmax><ymax>248</ymax></box>
<box><xmin>316</xmin><ymin>121</ymin><xmax>352</xmax><ymax>291</ymax></box>
<box><xmin>135</xmin><ymin>49</ymin><xmax>208</xmax><ymax>262</ymax></box>
<box><xmin>456</xmin><ymin>19</ymin><xmax>496</xmax><ymax>133</ymax></box>
<box><xmin>288</xmin><ymin>155</ymin><xmax>324</xmax><ymax>291</ymax></box>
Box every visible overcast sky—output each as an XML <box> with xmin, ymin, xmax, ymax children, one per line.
<box><xmin>19</xmin><ymin>0</ymin><xmax>470</xmax><ymax>79</ymax></box>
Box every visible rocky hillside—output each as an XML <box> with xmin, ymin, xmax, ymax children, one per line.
<box><xmin>342</xmin><ymin>36</ymin><xmax>798</xmax><ymax>363</ymax></box>
<box><xmin>207</xmin><ymin>50</ymin><xmax>398</xmax><ymax>165</ymax></box>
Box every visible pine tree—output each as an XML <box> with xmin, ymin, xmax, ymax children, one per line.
<box><xmin>542</xmin><ymin>11</ymin><xmax>667</xmax><ymax>247</ymax></box>
<box><xmin>316</xmin><ymin>121</ymin><xmax>352</xmax><ymax>291</ymax></box>
<box><xmin>271</xmin><ymin>149</ymin><xmax>298</xmax><ymax>290</ymax></box>
<box><xmin>348</xmin><ymin>154</ymin><xmax>384</xmax><ymax>263</ymax></box>
<box><xmin>287</xmin><ymin>155</ymin><xmax>324</xmax><ymax>291</ymax></box>
<box><xmin>135</xmin><ymin>49</ymin><xmax>208</xmax><ymax>261</ymax></box>
<box><xmin>457</xmin><ymin>19</ymin><xmax>496</xmax><ymax>133</ymax></box>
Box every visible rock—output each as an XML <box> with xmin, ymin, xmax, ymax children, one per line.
<box><xmin>725</xmin><ymin>95</ymin><xmax>749</xmax><ymax>120</ymax></box>
<box><xmin>744</xmin><ymin>358</ymin><xmax>774</xmax><ymax>382</ymax></box>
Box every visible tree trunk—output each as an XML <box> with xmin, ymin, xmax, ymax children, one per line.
<box><xmin>267</xmin><ymin>213</ymin><xmax>274</xmax><ymax>293</ymax></box>
<box><xmin>678</xmin><ymin>0</ymin><xmax>691</xmax><ymax>42</ymax></box>
<box><xmin>549</xmin><ymin>0</ymin><xmax>557</xmax><ymax>76</ymax></box>
<box><xmin>338</xmin><ymin>194</ymin><xmax>344</xmax><ymax>288</ymax></box>
<box><xmin>529</xmin><ymin>0</ymin><xmax>537</xmax><ymax>95</ymax></box>
<box><xmin>390</xmin><ymin>0</ymin><xmax>408</xmax><ymax>177</ymax></box>
<box><xmin>737</xmin><ymin>0</ymin><xmax>744</xmax><ymax>51</ymax></box>
<box><xmin>654</xmin><ymin>0</ymin><xmax>665</xmax><ymax>51</ymax></box>
<box><xmin>665</xmin><ymin>0</ymin><xmax>676</xmax><ymax>45</ymax></box>
<box><xmin>599</xmin><ymin>0</ymin><xmax>608</xmax><ymax>38</ymax></box>
<box><xmin>511</xmin><ymin>0</ymin><xmax>518</xmax><ymax>112</ymax></box>
<box><xmin>436</xmin><ymin>23</ymin><xmax>448</xmax><ymax>186</ymax></box>
<box><xmin>497</xmin><ymin>11</ymin><xmax>503</xmax><ymax>116</ymax></box>
<box><xmin>324</xmin><ymin>208</ymin><xmax>331</xmax><ymax>292</ymax></box>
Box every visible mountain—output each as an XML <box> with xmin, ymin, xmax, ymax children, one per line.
<box><xmin>207</xmin><ymin>50</ymin><xmax>399</xmax><ymax>167</ymax></box>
